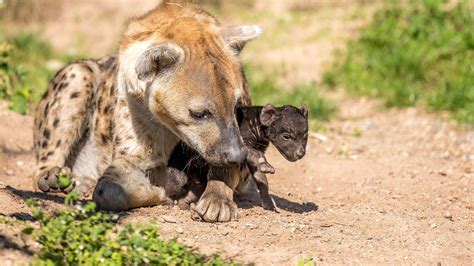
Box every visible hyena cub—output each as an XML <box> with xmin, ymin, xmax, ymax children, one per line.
<box><xmin>166</xmin><ymin>104</ymin><xmax>309</xmax><ymax>211</ymax></box>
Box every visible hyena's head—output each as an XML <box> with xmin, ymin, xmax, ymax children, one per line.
<box><xmin>118</xmin><ymin>3</ymin><xmax>260</xmax><ymax>166</ymax></box>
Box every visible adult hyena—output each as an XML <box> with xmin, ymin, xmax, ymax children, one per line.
<box><xmin>33</xmin><ymin>2</ymin><xmax>261</xmax><ymax>222</ymax></box>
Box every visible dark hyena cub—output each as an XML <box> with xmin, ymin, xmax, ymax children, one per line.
<box><xmin>166</xmin><ymin>104</ymin><xmax>309</xmax><ymax>211</ymax></box>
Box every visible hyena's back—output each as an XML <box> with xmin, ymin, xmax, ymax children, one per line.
<box><xmin>33</xmin><ymin>56</ymin><xmax>118</xmax><ymax>194</ymax></box>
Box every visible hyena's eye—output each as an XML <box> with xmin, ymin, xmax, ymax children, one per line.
<box><xmin>190</xmin><ymin>109</ymin><xmax>212</xmax><ymax>120</ymax></box>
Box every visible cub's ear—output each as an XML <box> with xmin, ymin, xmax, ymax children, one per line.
<box><xmin>260</xmin><ymin>104</ymin><xmax>280</xmax><ymax>126</ymax></box>
<box><xmin>135</xmin><ymin>43</ymin><xmax>183</xmax><ymax>81</ymax></box>
<box><xmin>222</xmin><ymin>25</ymin><xmax>262</xmax><ymax>53</ymax></box>
<box><xmin>301</xmin><ymin>103</ymin><xmax>308</xmax><ymax>118</ymax></box>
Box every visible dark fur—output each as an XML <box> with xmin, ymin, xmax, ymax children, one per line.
<box><xmin>165</xmin><ymin>104</ymin><xmax>309</xmax><ymax>210</ymax></box>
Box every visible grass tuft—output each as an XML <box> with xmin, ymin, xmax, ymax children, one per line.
<box><xmin>323</xmin><ymin>0</ymin><xmax>474</xmax><ymax>125</ymax></box>
<box><xmin>0</xmin><ymin>31</ymin><xmax>81</xmax><ymax>114</ymax></box>
<box><xmin>245</xmin><ymin>63</ymin><xmax>336</xmax><ymax>128</ymax></box>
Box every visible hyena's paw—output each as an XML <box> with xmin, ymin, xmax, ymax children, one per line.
<box><xmin>258</xmin><ymin>163</ymin><xmax>275</xmax><ymax>174</ymax></box>
<box><xmin>36</xmin><ymin>166</ymin><xmax>76</xmax><ymax>193</ymax></box>
<box><xmin>193</xmin><ymin>191</ymin><xmax>238</xmax><ymax>222</ymax></box>
<box><xmin>73</xmin><ymin>176</ymin><xmax>97</xmax><ymax>198</ymax></box>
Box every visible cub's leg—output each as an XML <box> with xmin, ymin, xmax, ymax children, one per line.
<box><xmin>193</xmin><ymin>166</ymin><xmax>240</xmax><ymax>222</ymax></box>
<box><xmin>246</xmin><ymin>149</ymin><xmax>277</xmax><ymax>211</ymax></box>
<box><xmin>33</xmin><ymin>61</ymin><xmax>99</xmax><ymax>193</ymax></box>
<box><xmin>163</xmin><ymin>167</ymin><xmax>205</xmax><ymax>210</ymax></box>
<box><xmin>92</xmin><ymin>161</ymin><xmax>171</xmax><ymax>211</ymax></box>
<box><xmin>247</xmin><ymin>149</ymin><xmax>274</xmax><ymax>174</ymax></box>
<box><xmin>164</xmin><ymin>167</ymin><xmax>189</xmax><ymax>197</ymax></box>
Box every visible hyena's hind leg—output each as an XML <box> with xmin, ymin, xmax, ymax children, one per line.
<box><xmin>93</xmin><ymin>162</ymin><xmax>171</xmax><ymax>211</ymax></box>
<box><xmin>33</xmin><ymin>61</ymin><xmax>100</xmax><ymax>193</ymax></box>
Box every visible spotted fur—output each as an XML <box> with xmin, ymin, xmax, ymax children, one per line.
<box><xmin>33</xmin><ymin>2</ymin><xmax>261</xmax><ymax>221</ymax></box>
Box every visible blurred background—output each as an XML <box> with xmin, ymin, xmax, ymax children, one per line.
<box><xmin>0</xmin><ymin>0</ymin><xmax>472</xmax><ymax>126</ymax></box>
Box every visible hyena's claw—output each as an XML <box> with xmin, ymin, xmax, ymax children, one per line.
<box><xmin>36</xmin><ymin>166</ymin><xmax>76</xmax><ymax>193</ymax></box>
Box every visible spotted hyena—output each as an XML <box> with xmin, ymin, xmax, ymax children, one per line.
<box><xmin>33</xmin><ymin>2</ymin><xmax>261</xmax><ymax>221</ymax></box>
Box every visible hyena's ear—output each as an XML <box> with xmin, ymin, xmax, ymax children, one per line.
<box><xmin>260</xmin><ymin>104</ymin><xmax>280</xmax><ymax>126</ymax></box>
<box><xmin>135</xmin><ymin>43</ymin><xmax>183</xmax><ymax>81</ymax></box>
<box><xmin>301</xmin><ymin>103</ymin><xmax>308</xmax><ymax>118</ymax></box>
<box><xmin>223</xmin><ymin>25</ymin><xmax>262</xmax><ymax>54</ymax></box>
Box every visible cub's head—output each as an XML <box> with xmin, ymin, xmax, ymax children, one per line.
<box><xmin>260</xmin><ymin>104</ymin><xmax>309</xmax><ymax>162</ymax></box>
<box><xmin>118</xmin><ymin>4</ymin><xmax>260</xmax><ymax>166</ymax></box>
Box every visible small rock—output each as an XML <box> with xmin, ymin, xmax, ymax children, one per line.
<box><xmin>175</xmin><ymin>227</ymin><xmax>184</xmax><ymax>234</ymax></box>
<box><xmin>162</xmin><ymin>215</ymin><xmax>177</xmax><ymax>223</ymax></box>
<box><xmin>6</xmin><ymin>169</ymin><xmax>14</xmax><ymax>176</ymax></box>
<box><xmin>311</xmin><ymin>133</ymin><xmax>328</xmax><ymax>142</ymax></box>
<box><xmin>444</xmin><ymin>212</ymin><xmax>453</xmax><ymax>220</ymax></box>
<box><xmin>431</xmin><ymin>223</ymin><xmax>437</xmax><ymax>228</ymax></box>
<box><xmin>349</xmin><ymin>154</ymin><xmax>358</xmax><ymax>160</ymax></box>
<box><xmin>16</xmin><ymin>161</ymin><xmax>24</xmax><ymax>167</ymax></box>
<box><xmin>320</xmin><ymin>223</ymin><xmax>333</xmax><ymax>228</ymax></box>
<box><xmin>221</xmin><ymin>231</ymin><xmax>229</xmax><ymax>236</ymax></box>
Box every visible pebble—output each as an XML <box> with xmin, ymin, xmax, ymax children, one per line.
<box><xmin>444</xmin><ymin>212</ymin><xmax>453</xmax><ymax>220</ymax></box>
<box><xmin>6</xmin><ymin>169</ymin><xmax>14</xmax><ymax>176</ymax></box>
<box><xmin>161</xmin><ymin>215</ymin><xmax>177</xmax><ymax>223</ymax></box>
<box><xmin>320</xmin><ymin>223</ymin><xmax>333</xmax><ymax>228</ymax></box>
<box><xmin>175</xmin><ymin>227</ymin><xmax>184</xmax><ymax>234</ymax></box>
<box><xmin>16</xmin><ymin>161</ymin><xmax>24</xmax><ymax>167</ymax></box>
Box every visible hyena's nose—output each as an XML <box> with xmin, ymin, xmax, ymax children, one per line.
<box><xmin>224</xmin><ymin>147</ymin><xmax>248</xmax><ymax>165</ymax></box>
<box><xmin>295</xmin><ymin>147</ymin><xmax>306</xmax><ymax>159</ymax></box>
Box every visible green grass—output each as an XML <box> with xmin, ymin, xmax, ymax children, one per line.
<box><xmin>17</xmin><ymin>192</ymin><xmax>235</xmax><ymax>266</ymax></box>
<box><xmin>323</xmin><ymin>0</ymin><xmax>474</xmax><ymax>125</ymax></box>
<box><xmin>245</xmin><ymin>63</ymin><xmax>336</xmax><ymax>130</ymax></box>
<box><xmin>0</xmin><ymin>31</ymin><xmax>81</xmax><ymax>114</ymax></box>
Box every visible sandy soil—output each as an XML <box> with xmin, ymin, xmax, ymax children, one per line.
<box><xmin>1</xmin><ymin>1</ymin><xmax>473</xmax><ymax>265</ymax></box>
<box><xmin>0</xmin><ymin>96</ymin><xmax>472</xmax><ymax>265</ymax></box>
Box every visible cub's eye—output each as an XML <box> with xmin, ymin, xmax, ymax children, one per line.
<box><xmin>190</xmin><ymin>109</ymin><xmax>212</xmax><ymax>120</ymax></box>
<box><xmin>282</xmin><ymin>133</ymin><xmax>292</xmax><ymax>141</ymax></box>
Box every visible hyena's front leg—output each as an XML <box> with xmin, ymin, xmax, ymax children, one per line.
<box><xmin>33</xmin><ymin>62</ymin><xmax>99</xmax><ymax>193</ymax></box>
<box><xmin>92</xmin><ymin>161</ymin><xmax>171</xmax><ymax>211</ymax></box>
<box><xmin>193</xmin><ymin>166</ymin><xmax>240</xmax><ymax>222</ymax></box>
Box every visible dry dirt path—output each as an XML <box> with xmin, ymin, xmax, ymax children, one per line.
<box><xmin>0</xmin><ymin>96</ymin><xmax>472</xmax><ymax>264</ymax></box>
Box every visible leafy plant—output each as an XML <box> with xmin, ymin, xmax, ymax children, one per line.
<box><xmin>23</xmin><ymin>196</ymin><xmax>236</xmax><ymax>265</ymax></box>
<box><xmin>324</xmin><ymin>0</ymin><xmax>473</xmax><ymax>125</ymax></box>
<box><xmin>0</xmin><ymin>32</ymin><xmax>80</xmax><ymax>114</ymax></box>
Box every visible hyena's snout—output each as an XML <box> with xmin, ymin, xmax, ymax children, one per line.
<box><xmin>216</xmin><ymin>123</ymin><xmax>247</xmax><ymax>165</ymax></box>
<box><xmin>222</xmin><ymin>144</ymin><xmax>247</xmax><ymax>165</ymax></box>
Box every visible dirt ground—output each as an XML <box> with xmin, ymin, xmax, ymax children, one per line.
<box><xmin>1</xmin><ymin>0</ymin><xmax>473</xmax><ymax>265</ymax></box>
<box><xmin>1</xmin><ymin>95</ymin><xmax>472</xmax><ymax>264</ymax></box>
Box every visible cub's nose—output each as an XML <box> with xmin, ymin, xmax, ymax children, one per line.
<box><xmin>295</xmin><ymin>147</ymin><xmax>306</xmax><ymax>159</ymax></box>
<box><xmin>223</xmin><ymin>147</ymin><xmax>248</xmax><ymax>165</ymax></box>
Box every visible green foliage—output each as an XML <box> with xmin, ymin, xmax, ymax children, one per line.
<box><xmin>324</xmin><ymin>0</ymin><xmax>474</xmax><ymax>125</ymax></box>
<box><xmin>0</xmin><ymin>31</ymin><xmax>80</xmax><ymax>114</ymax></box>
<box><xmin>297</xmin><ymin>257</ymin><xmax>315</xmax><ymax>266</ymax></box>
<box><xmin>23</xmin><ymin>197</ymin><xmax>236</xmax><ymax>265</ymax></box>
<box><xmin>352</xmin><ymin>127</ymin><xmax>362</xmax><ymax>137</ymax></box>
<box><xmin>245</xmin><ymin>64</ymin><xmax>336</xmax><ymax>123</ymax></box>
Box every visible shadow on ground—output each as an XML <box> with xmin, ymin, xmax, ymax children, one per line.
<box><xmin>236</xmin><ymin>185</ymin><xmax>318</xmax><ymax>213</ymax></box>
<box><xmin>3</xmin><ymin>186</ymin><xmax>65</xmax><ymax>204</ymax></box>
<box><xmin>0</xmin><ymin>234</ymin><xmax>34</xmax><ymax>256</ymax></box>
